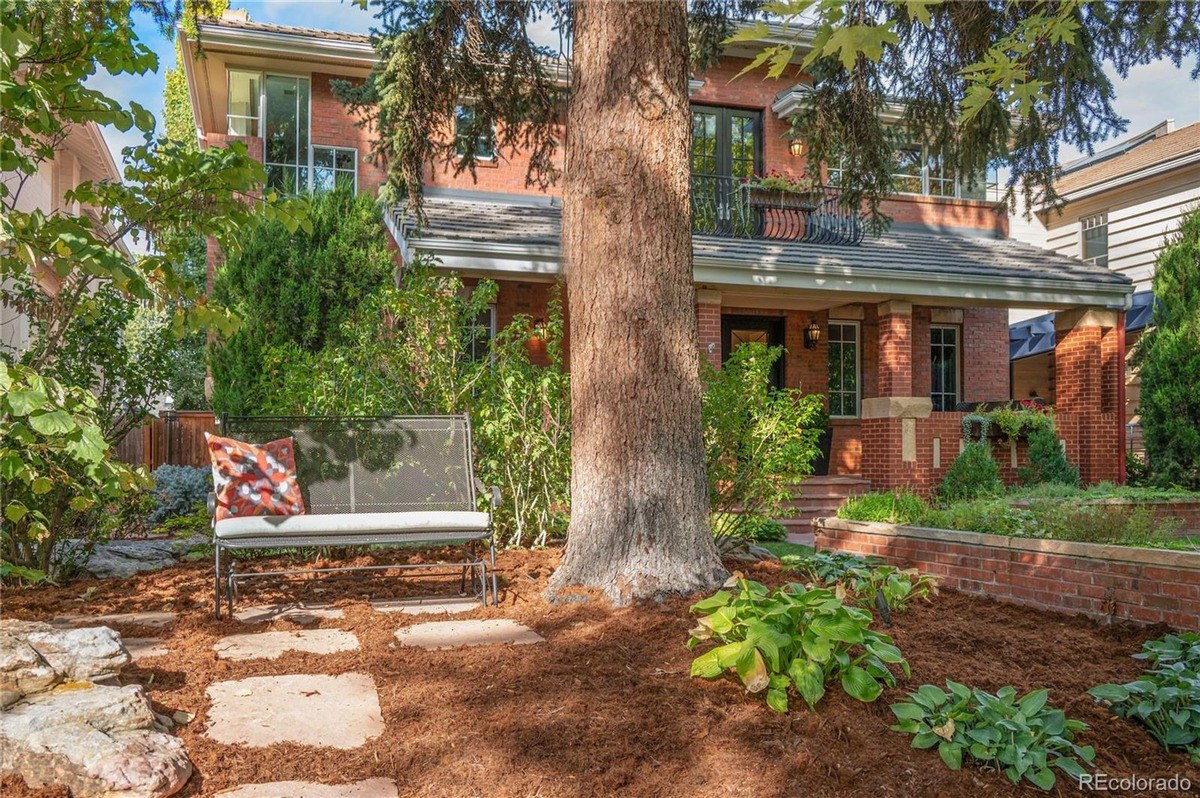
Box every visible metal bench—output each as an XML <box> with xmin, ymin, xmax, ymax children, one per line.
<box><xmin>209</xmin><ymin>414</ymin><xmax>499</xmax><ymax>618</ymax></box>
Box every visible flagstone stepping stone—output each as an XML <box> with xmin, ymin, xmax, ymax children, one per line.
<box><xmin>370</xmin><ymin>596</ymin><xmax>478</xmax><ymax>616</ymax></box>
<box><xmin>217</xmin><ymin>778</ymin><xmax>398</xmax><ymax>797</ymax></box>
<box><xmin>205</xmin><ymin>673</ymin><xmax>382</xmax><ymax>748</ymax></box>
<box><xmin>233</xmin><ymin>603</ymin><xmax>345</xmax><ymax>625</ymax></box>
<box><xmin>214</xmin><ymin>630</ymin><xmax>359</xmax><ymax>661</ymax></box>
<box><xmin>123</xmin><ymin>638</ymin><xmax>168</xmax><ymax>662</ymax></box>
<box><xmin>51</xmin><ymin>611</ymin><xmax>176</xmax><ymax>630</ymax></box>
<box><xmin>394</xmin><ymin>619</ymin><xmax>543</xmax><ymax>650</ymax></box>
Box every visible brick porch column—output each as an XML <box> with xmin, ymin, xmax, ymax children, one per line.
<box><xmin>696</xmin><ymin>289</ymin><xmax>722</xmax><ymax>370</ymax></box>
<box><xmin>861</xmin><ymin>301</ymin><xmax>933</xmax><ymax>491</ymax></box>
<box><xmin>1053</xmin><ymin>307</ymin><xmax>1125</xmax><ymax>484</ymax></box>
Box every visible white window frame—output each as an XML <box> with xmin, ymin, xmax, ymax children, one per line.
<box><xmin>226</xmin><ymin>69</ymin><xmax>262</xmax><ymax>137</ymax></box>
<box><xmin>1080</xmin><ymin>212</ymin><xmax>1109</xmax><ymax>267</ymax></box>
<box><xmin>311</xmin><ymin>145</ymin><xmax>358</xmax><ymax>194</ymax></box>
<box><xmin>828</xmin><ymin>146</ymin><xmax>997</xmax><ymax>200</ymax></box>
<box><xmin>827</xmin><ymin>320</ymin><xmax>860</xmax><ymax>418</ymax></box>
<box><xmin>454</xmin><ymin>104</ymin><xmax>496</xmax><ymax>161</ymax></box>
<box><xmin>930</xmin><ymin>324</ymin><xmax>961</xmax><ymax>412</ymax></box>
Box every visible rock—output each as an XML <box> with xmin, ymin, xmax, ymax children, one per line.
<box><xmin>0</xmin><ymin>621</ymin><xmax>129</xmax><ymax>708</ymax></box>
<box><xmin>393</xmin><ymin>619</ymin><xmax>545</xmax><ymax>650</ymax></box>
<box><xmin>213</xmin><ymin>629</ymin><xmax>359</xmax><ymax>661</ymax></box>
<box><xmin>64</xmin><ymin>536</ymin><xmax>207</xmax><ymax>579</ymax></box>
<box><xmin>51</xmin><ymin>611</ymin><xmax>176</xmax><ymax>631</ymax></box>
<box><xmin>0</xmin><ymin>682</ymin><xmax>192</xmax><ymax>797</ymax></box>
<box><xmin>217</xmin><ymin>778</ymin><xmax>399</xmax><ymax>797</ymax></box>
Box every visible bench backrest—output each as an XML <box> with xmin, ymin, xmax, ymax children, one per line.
<box><xmin>220</xmin><ymin>415</ymin><xmax>477</xmax><ymax>515</ymax></box>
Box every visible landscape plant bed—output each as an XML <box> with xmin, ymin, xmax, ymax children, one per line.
<box><xmin>817</xmin><ymin>517</ymin><xmax>1200</xmax><ymax>630</ymax></box>
<box><xmin>3</xmin><ymin>547</ymin><xmax>1198</xmax><ymax>797</ymax></box>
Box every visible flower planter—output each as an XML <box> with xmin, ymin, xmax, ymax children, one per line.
<box><xmin>744</xmin><ymin>187</ymin><xmax>824</xmax><ymax>212</ymax></box>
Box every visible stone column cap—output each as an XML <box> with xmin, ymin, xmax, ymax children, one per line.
<box><xmin>861</xmin><ymin>396</ymin><xmax>933</xmax><ymax>419</ymax></box>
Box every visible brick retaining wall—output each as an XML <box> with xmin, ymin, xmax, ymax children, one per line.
<box><xmin>815</xmin><ymin>518</ymin><xmax>1200</xmax><ymax>629</ymax></box>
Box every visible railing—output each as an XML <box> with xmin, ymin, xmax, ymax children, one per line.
<box><xmin>690</xmin><ymin>173</ymin><xmax>866</xmax><ymax>246</ymax></box>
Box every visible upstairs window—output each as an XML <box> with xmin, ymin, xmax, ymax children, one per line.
<box><xmin>227</xmin><ymin>70</ymin><xmax>261</xmax><ymax>136</ymax></box>
<box><xmin>1081</xmin><ymin>213</ymin><xmax>1109</xmax><ymax>267</ymax></box>
<box><xmin>828</xmin><ymin>137</ymin><xmax>995</xmax><ymax>200</ymax></box>
<box><xmin>263</xmin><ymin>75</ymin><xmax>310</xmax><ymax>194</ymax></box>
<box><xmin>312</xmin><ymin>146</ymin><xmax>357</xmax><ymax>193</ymax></box>
<box><xmin>455</xmin><ymin>105</ymin><xmax>495</xmax><ymax>160</ymax></box>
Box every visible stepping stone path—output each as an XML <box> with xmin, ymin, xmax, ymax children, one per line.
<box><xmin>51</xmin><ymin>611</ymin><xmax>176</xmax><ymax>630</ymax></box>
<box><xmin>233</xmin><ymin>603</ymin><xmax>345</xmax><ymax>625</ymax></box>
<box><xmin>205</xmin><ymin>673</ymin><xmax>383</xmax><ymax>748</ymax></box>
<box><xmin>214</xmin><ymin>630</ymin><xmax>359</xmax><ymax>661</ymax></box>
<box><xmin>123</xmin><ymin>637</ymin><xmax>168</xmax><ymax>662</ymax></box>
<box><xmin>394</xmin><ymin>619</ymin><xmax>544</xmax><ymax>650</ymax></box>
<box><xmin>370</xmin><ymin>596</ymin><xmax>478</xmax><ymax>615</ymax></box>
<box><xmin>217</xmin><ymin>778</ymin><xmax>398</xmax><ymax>797</ymax></box>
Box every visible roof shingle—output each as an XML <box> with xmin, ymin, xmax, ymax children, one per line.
<box><xmin>1055</xmin><ymin>122</ymin><xmax>1200</xmax><ymax>195</ymax></box>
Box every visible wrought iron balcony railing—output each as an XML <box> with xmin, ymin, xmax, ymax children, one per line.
<box><xmin>690</xmin><ymin>173</ymin><xmax>866</xmax><ymax>246</ymax></box>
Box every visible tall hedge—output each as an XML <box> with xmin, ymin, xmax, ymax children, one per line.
<box><xmin>1133</xmin><ymin>207</ymin><xmax>1200</xmax><ymax>490</ymax></box>
<box><xmin>210</xmin><ymin>189</ymin><xmax>395</xmax><ymax>414</ymax></box>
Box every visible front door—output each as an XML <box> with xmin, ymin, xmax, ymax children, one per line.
<box><xmin>721</xmin><ymin>315</ymin><xmax>785</xmax><ymax>389</ymax></box>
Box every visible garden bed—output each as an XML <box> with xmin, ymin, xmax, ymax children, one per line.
<box><xmin>816</xmin><ymin>517</ymin><xmax>1200</xmax><ymax>629</ymax></box>
<box><xmin>3</xmin><ymin>547</ymin><xmax>1198</xmax><ymax>797</ymax></box>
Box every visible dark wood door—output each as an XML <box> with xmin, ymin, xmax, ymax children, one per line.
<box><xmin>721</xmin><ymin>315</ymin><xmax>785</xmax><ymax>389</ymax></box>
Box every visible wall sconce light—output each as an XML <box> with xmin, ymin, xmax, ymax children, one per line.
<box><xmin>803</xmin><ymin>319</ymin><xmax>821</xmax><ymax>349</ymax></box>
<box><xmin>788</xmin><ymin>138</ymin><xmax>806</xmax><ymax>158</ymax></box>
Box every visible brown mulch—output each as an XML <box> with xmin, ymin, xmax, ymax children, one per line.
<box><xmin>2</xmin><ymin>547</ymin><xmax>1197</xmax><ymax>797</ymax></box>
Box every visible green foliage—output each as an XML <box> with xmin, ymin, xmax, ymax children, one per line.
<box><xmin>702</xmin><ymin>343</ymin><xmax>825</xmax><ymax>539</ymax></box>
<box><xmin>149</xmin><ymin>465</ymin><xmax>211</xmax><ymax>525</ymax></box>
<box><xmin>211</xmin><ymin>188</ymin><xmax>393</xmax><ymax>414</ymax></box>
<box><xmin>687</xmin><ymin>575</ymin><xmax>908</xmax><ymax>713</ymax></box>
<box><xmin>781</xmin><ymin>549</ymin><xmax>938</xmax><ymax>613</ymax></box>
<box><xmin>837</xmin><ymin>490</ymin><xmax>929</xmax><ymax>524</ymax></box>
<box><xmin>1125</xmin><ymin>450</ymin><xmax>1151</xmax><ymax>487</ymax></box>
<box><xmin>936</xmin><ymin>442</ymin><xmax>1003</xmax><ymax>503</ymax></box>
<box><xmin>710</xmin><ymin>514</ymin><xmax>787</xmax><ymax>542</ymax></box>
<box><xmin>0</xmin><ymin>362</ymin><xmax>149</xmax><ymax>581</ymax></box>
<box><xmin>891</xmin><ymin>681</ymin><xmax>1095</xmax><ymax>790</ymax></box>
<box><xmin>915</xmin><ymin>497</ymin><xmax>1175</xmax><ymax>548</ymax></box>
<box><xmin>1090</xmin><ymin>633</ymin><xmax>1200</xmax><ymax>762</ymax></box>
<box><xmin>917</xmin><ymin>499</ymin><xmax>1031</xmax><ymax>538</ymax></box>
<box><xmin>1018</xmin><ymin>423</ymin><xmax>1080</xmax><ymax>487</ymax></box>
<box><xmin>1134</xmin><ymin>207</ymin><xmax>1200</xmax><ymax>490</ymax></box>
<box><xmin>156</xmin><ymin>509</ymin><xmax>211</xmax><ymax>539</ymax></box>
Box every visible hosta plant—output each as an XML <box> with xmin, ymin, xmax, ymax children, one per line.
<box><xmin>1089</xmin><ymin>633</ymin><xmax>1200</xmax><ymax>761</ymax></box>
<box><xmin>687</xmin><ymin>575</ymin><xmax>908</xmax><ymax>713</ymax></box>
<box><xmin>781</xmin><ymin>550</ymin><xmax>938</xmax><ymax>613</ymax></box>
<box><xmin>891</xmin><ymin>682</ymin><xmax>1095</xmax><ymax>790</ymax></box>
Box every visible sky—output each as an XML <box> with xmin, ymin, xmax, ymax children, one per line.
<box><xmin>96</xmin><ymin>1</ymin><xmax>1200</xmax><ymax>170</ymax></box>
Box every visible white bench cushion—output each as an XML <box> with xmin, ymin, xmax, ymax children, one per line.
<box><xmin>214</xmin><ymin>511</ymin><xmax>490</xmax><ymax>540</ymax></box>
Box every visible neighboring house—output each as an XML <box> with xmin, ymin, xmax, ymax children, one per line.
<box><xmin>1009</xmin><ymin>120</ymin><xmax>1200</xmax><ymax>451</ymax></box>
<box><xmin>180</xmin><ymin>12</ymin><xmax>1134</xmax><ymax>521</ymax></box>
<box><xmin>0</xmin><ymin>120</ymin><xmax>124</xmax><ymax>354</ymax></box>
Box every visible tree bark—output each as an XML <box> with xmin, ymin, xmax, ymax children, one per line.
<box><xmin>549</xmin><ymin>0</ymin><xmax>726</xmax><ymax>603</ymax></box>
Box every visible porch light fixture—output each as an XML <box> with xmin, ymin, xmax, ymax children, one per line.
<box><xmin>803</xmin><ymin>319</ymin><xmax>821</xmax><ymax>349</ymax></box>
<box><xmin>788</xmin><ymin>138</ymin><xmax>807</xmax><ymax>158</ymax></box>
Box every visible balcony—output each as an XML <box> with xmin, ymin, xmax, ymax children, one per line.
<box><xmin>690</xmin><ymin>173</ymin><xmax>866</xmax><ymax>246</ymax></box>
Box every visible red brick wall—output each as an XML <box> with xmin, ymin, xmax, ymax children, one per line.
<box><xmin>962</xmin><ymin>307</ymin><xmax>1011</xmax><ymax>403</ymax></box>
<box><xmin>311</xmin><ymin>73</ymin><xmax>388</xmax><ymax>197</ymax></box>
<box><xmin>877</xmin><ymin>309</ymin><xmax>912</xmax><ymax>397</ymax></box>
<box><xmin>696</xmin><ymin>301</ymin><xmax>722</xmax><ymax>371</ymax></box>
<box><xmin>816</xmin><ymin>519</ymin><xmax>1200</xmax><ymax>629</ymax></box>
<box><xmin>1054</xmin><ymin>319</ymin><xmax>1124</xmax><ymax>484</ymax></box>
<box><xmin>877</xmin><ymin>194</ymin><xmax>1008</xmax><ymax>236</ymax></box>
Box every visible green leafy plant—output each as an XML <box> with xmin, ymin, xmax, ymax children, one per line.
<box><xmin>687</xmin><ymin>575</ymin><xmax>908</xmax><ymax>713</ymax></box>
<box><xmin>836</xmin><ymin>490</ymin><xmax>928</xmax><ymax>524</ymax></box>
<box><xmin>781</xmin><ymin>550</ymin><xmax>938</xmax><ymax>613</ymax></box>
<box><xmin>702</xmin><ymin>343</ymin><xmax>825</xmax><ymax>539</ymax></box>
<box><xmin>1018</xmin><ymin>424</ymin><xmax>1079</xmax><ymax>487</ymax></box>
<box><xmin>936</xmin><ymin>442</ymin><xmax>1003</xmax><ymax>503</ymax></box>
<box><xmin>1089</xmin><ymin>633</ymin><xmax>1200</xmax><ymax>761</ymax></box>
<box><xmin>891</xmin><ymin>682</ymin><xmax>1095</xmax><ymax>790</ymax></box>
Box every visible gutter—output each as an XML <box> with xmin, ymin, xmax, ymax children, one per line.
<box><xmin>177</xmin><ymin>28</ymin><xmax>208</xmax><ymax>147</ymax></box>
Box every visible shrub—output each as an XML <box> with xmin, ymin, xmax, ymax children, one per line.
<box><xmin>936</xmin><ymin>442</ymin><xmax>1002</xmax><ymax>503</ymax></box>
<box><xmin>1028</xmin><ymin>501</ymin><xmax>1173</xmax><ymax>546</ymax></box>
<box><xmin>149</xmin><ymin>465</ymin><xmax>212</xmax><ymax>525</ymax></box>
<box><xmin>837</xmin><ymin>490</ymin><xmax>928</xmax><ymax>524</ymax></box>
<box><xmin>711</xmin><ymin>513</ymin><xmax>787</xmax><ymax>541</ymax></box>
<box><xmin>1018</xmin><ymin>424</ymin><xmax>1079</xmax><ymax>487</ymax></box>
<box><xmin>702</xmin><ymin>343</ymin><xmax>825</xmax><ymax>539</ymax></box>
<box><xmin>156</xmin><ymin>510</ymin><xmax>211</xmax><ymax>539</ymax></box>
<box><xmin>1133</xmin><ymin>207</ymin><xmax>1200</xmax><ymax>490</ymax></box>
<box><xmin>1090</xmin><ymin>632</ymin><xmax>1200</xmax><ymax>761</ymax></box>
<box><xmin>781</xmin><ymin>550</ymin><xmax>937</xmax><ymax>613</ymax></box>
<box><xmin>891</xmin><ymin>682</ymin><xmax>1095</xmax><ymax>790</ymax></box>
<box><xmin>688</xmin><ymin>575</ymin><xmax>908</xmax><ymax>713</ymax></box>
<box><xmin>1125</xmin><ymin>450</ymin><xmax>1150</xmax><ymax>486</ymax></box>
<box><xmin>916</xmin><ymin>499</ymin><xmax>1031</xmax><ymax>537</ymax></box>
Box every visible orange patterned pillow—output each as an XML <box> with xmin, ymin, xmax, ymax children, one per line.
<box><xmin>205</xmin><ymin>433</ymin><xmax>306</xmax><ymax>522</ymax></box>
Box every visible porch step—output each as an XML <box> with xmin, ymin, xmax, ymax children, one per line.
<box><xmin>775</xmin><ymin>476</ymin><xmax>870</xmax><ymax>536</ymax></box>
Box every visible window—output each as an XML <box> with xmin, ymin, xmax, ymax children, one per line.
<box><xmin>455</xmin><ymin>106</ymin><xmax>495</xmax><ymax>160</ymax></box>
<box><xmin>930</xmin><ymin>325</ymin><xmax>960</xmax><ymax>412</ymax></box>
<box><xmin>227</xmin><ymin>70</ymin><xmax>261</xmax><ymax>136</ymax></box>
<box><xmin>312</xmin><ymin>146</ymin><xmax>357</xmax><ymax>193</ymax></box>
<box><xmin>690</xmin><ymin>106</ymin><xmax>762</xmax><ymax>178</ymax></box>
<box><xmin>1081</xmin><ymin>213</ymin><xmax>1109</xmax><ymax>267</ymax></box>
<box><xmin>263</xmin><ymin>75</ymin><xmax>310</xmax><ymax>194</ymax></box>
<box><xmin>827</xmin><ymin>322</ymin><xmax>859</xmax><ymax>417</ymax></box>
<box><xmin>828</xmin><ymin>137</ymin><xmax>995</xmax><ymax>200</ymax></box>
<box><xmin>466</xmin><ymin>306</ymin><xmax>495</xmax><ymax>361</ymax></box>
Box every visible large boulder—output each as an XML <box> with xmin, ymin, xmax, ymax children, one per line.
<box><xmin>0</xmin><ymin>621</ymin><xmax>192</xmax><ymax>797</ymax></box>
<box><xmin>59</xmin><ymin>536</ymin><xmax>208</xmax><ymax>579</ymax></box>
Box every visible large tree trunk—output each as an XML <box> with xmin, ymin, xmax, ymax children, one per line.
<box><xmin>549</xmin><ymin>0</ymin><xmax>726</xmax><ymax>603</ymax></box>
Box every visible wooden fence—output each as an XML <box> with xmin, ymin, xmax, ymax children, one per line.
<box><xmin>114</xmin><ymin>411</ymin><xmax>216</xmax><ymax>470</ymax></box>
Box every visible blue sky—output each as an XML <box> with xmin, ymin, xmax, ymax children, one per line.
<box><xmin>97</xmin><ymin>1</ymin><xmax>1200</xmax><ymax>168</ymax></box>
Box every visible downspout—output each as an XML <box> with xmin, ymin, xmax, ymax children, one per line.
<box><xmin>1116</xmin><ymin>313</ymin><xmax>1127</xmax><ymax>484</ymax></box>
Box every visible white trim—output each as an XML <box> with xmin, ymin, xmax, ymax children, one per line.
<box><xmin>312</xmin><ymin>144</ymin><xmax>358</xmax><ymax>194</ymax></box>
<box><xmin>197</xmin><ymin>23</ymin><xmax>377</xmax><ymax>68</ymax></box>
<box><xmin>827</xmin><ymin>320</ymin><xmax>860</xmax><ymax>418</ymax></box>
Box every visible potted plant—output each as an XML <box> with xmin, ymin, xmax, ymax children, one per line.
<box><xmin>741</xmin><ymin>169</ymin><xmax>825</xmax><ymax>211</ymax></box>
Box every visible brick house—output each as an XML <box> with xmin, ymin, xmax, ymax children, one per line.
<box><xmin>180</xmin><ymin>13</ymin><xmax>1134</xmax><ymax>523</ymax></box>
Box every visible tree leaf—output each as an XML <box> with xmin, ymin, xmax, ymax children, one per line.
<box><xmin>28</xmin><ymin>410</ymin><xmax>77</xmax><ymax>436</ymax></box>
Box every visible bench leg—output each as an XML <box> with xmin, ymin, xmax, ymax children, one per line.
<box><xmin>489</xmin><ymin>536</ymin><xmax>498</xmax><ymax>607</ymax></box>
<box><xmin>214</xmin><ymin>543</ymin><xmax>222</xmax><ymax>619</ymax></box>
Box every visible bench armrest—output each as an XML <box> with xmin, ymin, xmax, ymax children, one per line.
<box><xmin>474</xmin><ymin>478</ymin><xmax>501</xmax><ymax>509</ymax></box>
